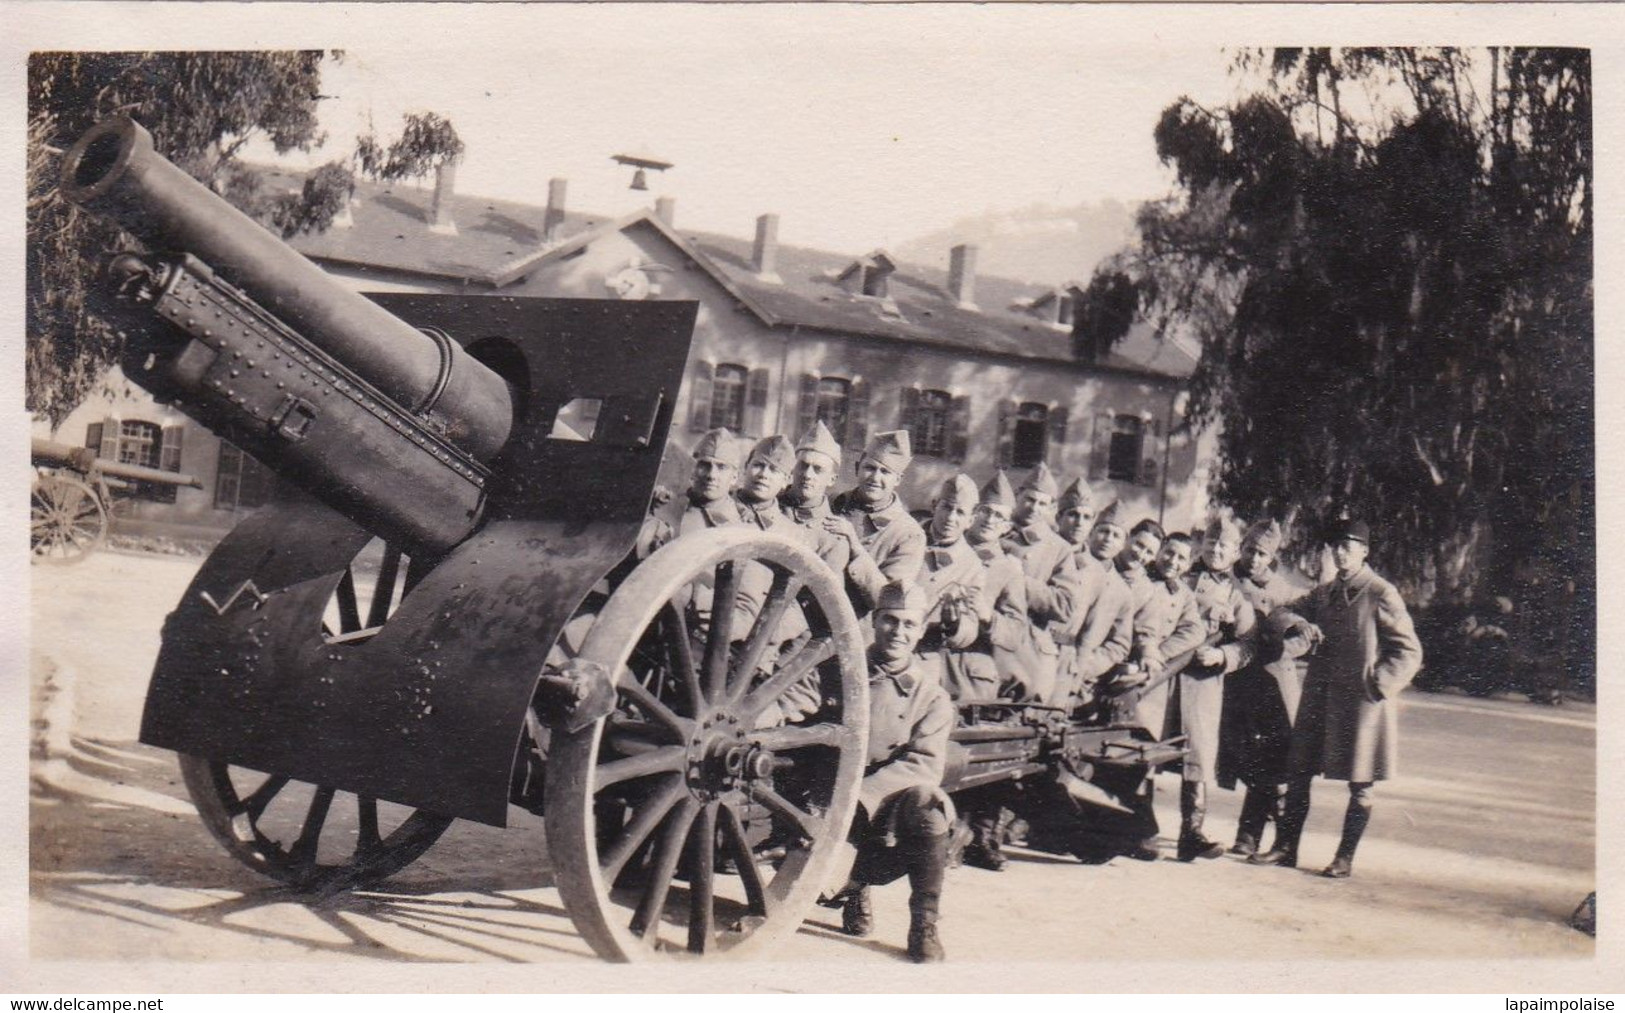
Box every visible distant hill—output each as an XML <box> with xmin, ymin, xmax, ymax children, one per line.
<box><xmin>894</xmin><ymin>199</ymin><xmax>1138</xmax><ymax>287</ymax></box>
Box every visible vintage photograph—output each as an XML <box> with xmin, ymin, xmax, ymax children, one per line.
<box><xmin>12</xmin><ymin>2</ymin><xmax>1605</xmax><ymax>992</ymax></box>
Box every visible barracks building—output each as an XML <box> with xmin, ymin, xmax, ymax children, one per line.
<box><xmin>37</xmin><ymin>163</ymin><xmax>1212</xmax><ymax>543</ymax></box>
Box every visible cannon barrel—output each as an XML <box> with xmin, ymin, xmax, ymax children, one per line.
<box><xmin>32</xmin><ymin>436</ymin><xmax>202</xmax><ymax>488</ymax></box>
<box><xmin>59</xmin><ymin>117</ymin><xmax>513</xmax><ymax>461</ymax></box>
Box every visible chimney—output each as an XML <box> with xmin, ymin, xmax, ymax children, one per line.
<box><xmin>655</xmin><ymin>195</ymin><xmax>677</xmax><ymax>227</ymax></box>
<box><xmin>752</xmin><ymin>214</ymin><xmax>781</xmax><ymax>283</ymax></box>
<box><xmin>544</xmin><ymin>177</ymin><xmax>567</xmax><ymax>241</ymax></box>
<box><xmin>948</xmin><ymin>244</ymin><xmax>978</xmax><ymax>309</ymax></box>
<box><xmin>429</xmin><ymin>161</ymin><xmax>458</xmax><ymax>235</ymax></box>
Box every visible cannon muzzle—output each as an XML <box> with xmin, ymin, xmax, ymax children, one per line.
<box><xmin>60</xmin><ymin>117</ymin><xmax>514</xmax><ymax>461</ymax></box>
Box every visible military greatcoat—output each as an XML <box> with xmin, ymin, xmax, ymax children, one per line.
<box><xmin>1216</xmin><ymin>563</ymin><xmax>1304</xmax><ymax>790</ymax></box>
<box><xmin>999</xmin><ymin>522</ymin><xmax>1079</xmax><ymax>703</ymax></box>
<box><xmin>1178</xmin><ymin>563</ymin><xmax>1256</xmax><ymax>784</ymax></box>
<box><xmin>1281</xmin><ymin>564</ymin><xmax>1423</xmax><ymax>782</ymax></box>
<box><xmin>912</xmin><ymin>537</ymin><xmax>988</xmax><ymax>698</ymax></box>
<box><xmin>1126</xmin><ymin>567</ymin><xmax>1206</xmax><ymax>738</ymax></box>
<box><xmin>1057</xmin><ymin>551</ymin><xmax>1134</xmax><ymax>705</ymax></box>
<box><xmin>832</xmin><ymin>492</ymin><xmax>928</xmax><ymax>614</ymax></box>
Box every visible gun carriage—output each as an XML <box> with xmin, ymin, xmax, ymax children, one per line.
<box><xmin>31</xmin><ymin>435</ymin><xmax>203</xmax><ymax>563</ymax></box>
<box><xmin>59</xmin><ymin>116</ymin><xmax>1189</xmax><ymax>961</ymax></box>
<box><xmin>61</xmin><ymin>116</ymin><xmax>874</xmax><ymax>961</ymax></box>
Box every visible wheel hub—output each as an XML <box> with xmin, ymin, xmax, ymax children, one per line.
<box><xmin>685</xmin><ymin>710</ymin><xmax>778</xmax><ymax>801</ymax></box>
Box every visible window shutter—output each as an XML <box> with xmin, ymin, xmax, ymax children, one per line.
<box><xmin>996</xmin><ymin>400</ymin><xmax>1016</xmax><ymax>469</ymax></box>
<box><xmin>947</xmin><ymin>395</ymin><xmax>971</xmax><ymax>465</ymax></box>
<box><xmin>898</xmin><ymin>386</ymin><xmax>920</xmax><ymax>445</ymax></box>
<box><xmin>687</xmin><ymin>361</ymin><xmax>715</xmax><ymax>432</ymax></box>
<box><xmin>160</xmin><ymin>424</ymin><xmax>184</xmax><ymax>472</ymax></box>
<box><xmin>1139</xmin><ymin>415</ymin><xmax>1161</xmax><ymax>487</ymax></box>
<box><xmin>99</xmin><ymin>416</ymin><xmax>119</xmax><ymax>460</ymax></box>
<box><xmin>85</xmin><ymin>422</ymin><xmax>103</xmax><ymax>454</ymax></box>
<box><xmin>744</xmin><ymin>367</ymin><xmax>771</xmax><ymax>437</ymax></box>
<box><xmin>1090</xmin><ymin>410</ymin><xmax>1113</xmax><ymax>480</ymax></box>
<box><xmin>1046</xmin><ymin>405</ymin><xmax>1069</xmax><ymax>471</ymax></box>
<box><xmin>797</xmin><ymin>373</ymin><xmax>819</xmax><ymax>440</ymax></box>
<box><xmin>846</xmin><ymin>377</ymin><xmax>870</xmax><ymax>453</ymax></box>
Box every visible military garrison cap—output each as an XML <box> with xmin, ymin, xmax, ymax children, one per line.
<box><xmin>1059</xmin><ymin>477</ymin><xmax>1097</xmax><ymax>512</ymax></box>
<box><xmin>692</xmin><ymin>428</ymin><xmax>742</xmax><ymax>467</ymax></box>
<box><xmin>1242</xmin><ymin>518</ymin><xmax>1283</xmax><ymax>554</ymax></box>
<box><xmin>747</xmin><ymin>434</ymin><xmax>795</xmax><ymax>473</ymax></box>
<box><xmin>979</xmin><ymin>471</ymin><xmax>1016</xmax><ymax>510</ymax></box>
<box><xmin>876</xmin><ymin>579</ymin><xmax>930</xmax><ymax>614</ymax></box>
<box><xmin>861</xmin><ymin>430</ymin><xmax>913</xmax><ymax>473</ymax></box>
<box><xmin>935</xmin><ymin>473</ymin><xmax>980</xmax><ymax>508</ymax></box>
<box><xmin>796</xmin><ymin>420</ymin><xmax>843</xmax><ymax>469</ymax></box>
<box><xmin>1093</xmin><ymin>500</ymin><xmax>1127</xmax><ymax>531</ymax></box>
<box><xmin>1018</xmin><ymin>461</ymin><xmax>1059</xmax><ymax>498</ymax></box>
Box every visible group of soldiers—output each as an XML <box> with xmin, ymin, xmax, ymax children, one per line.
<box><xmin>648</xmin><ymin>421</ymin><xmax>1424</xmax><ymax>964</ymax></box>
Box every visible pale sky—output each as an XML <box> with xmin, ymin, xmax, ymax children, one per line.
<box><xmin>243</xmin><ymin>8</ymin><xmax>1249</xmax><ymax>255</ymax></box>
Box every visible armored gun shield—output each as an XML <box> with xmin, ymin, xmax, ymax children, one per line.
<box><xmin>142</xmin><ymin>295</ymin><xmax>695</xmax><ymax>827</ymax></box>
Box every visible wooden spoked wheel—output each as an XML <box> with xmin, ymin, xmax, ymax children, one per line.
<box><xmin>178</xmin><ymin>538</ymin><xmax>453</xmax><ymax>891</ymax></box>
<box><xmin>546</xmin><ymin>526</ymin><xmax>869</xmax><ymax>960</ymax></box>
<box><xmin>31</xmin><ymin>473</ymin><xmax>106</xmax><ymax>564</ymax></box>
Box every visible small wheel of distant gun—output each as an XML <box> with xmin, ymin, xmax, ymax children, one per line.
<box><xmin>31</xmin><ymin>473</ymin><xmax>106</xmax><ymax>564</ymax></box>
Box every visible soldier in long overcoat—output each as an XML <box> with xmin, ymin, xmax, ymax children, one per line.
<box><xmin>999</xmin><ymin>462</ymin><xmax>1078</xmax><ymax>703</ymax></box>
<box><xmin>829</xmin><ymin>430</ymin><xmax>928</xmax><ymax>617</ymax></box>
<box><xmin>780</xmin><ymin>581</ymin><xmax>954</xmax><ymax>963</ymax></box>
<box><xmin>1217</xmin><ymin>519</ymin><xmax>1310</xmax><ymax>857</ymax></box>
<box><xmin>964</xmin><ymin>472</ymin><xmax>1031</xmax><ymax>700</ymax></box>
<box><xmin>1055</xmin><ymin>487</ymin><xmax>1135</xmax><ymax>707</ymax></box>
<box><xmin>913</xmin><ymin>473</ymin><xmax>987</xmax><ymax>690</ymax></box>
<box><xmin>1176</xmin><ymin>518</ymin><xmax>1257</xmax><ymax>861</ymax></box>
<box><xmin>1249</xmin><ymin>519</ymin><xmax>1423</xmax><ymax>879</ymax></box>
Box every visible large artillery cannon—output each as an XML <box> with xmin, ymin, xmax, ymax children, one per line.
<box><xmin>60</xmin><ymin>117</ymin><xmax>873</xmax><ymax>960</ymax></box>
<box><xmin>31</xmin><ymin>435</ymin><xmax>202</xmax><ymax>563</ymax></box>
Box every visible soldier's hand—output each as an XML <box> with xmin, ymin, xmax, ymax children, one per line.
<box><xmin>1196</xmin><ymin>646</ymin><xmax>1225</xmax><ymax>668</ymax></box>
<box><xmin>821</xmin><ymin>516</ymin><xmax>861</xmax><ymax>549</ymax></box>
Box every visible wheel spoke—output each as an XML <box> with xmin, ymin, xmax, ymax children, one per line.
<box><xmin>728</xmin><ymin>570</ymin><xmax>802</xmax><ymax>703</ymax></box>
<box><xmin>600</xmin><ymin>774</ymin><xmax>687</xmax><ymax>884</ymax></box>
<box><xmin>661</xmin><ymin>603</ymin><xmax>704</xmax><ymax>717</ymax></box>
<box><xmin>755</xmin><ymin>721</ymin><xmax>857</xmax><ymax>753</ymax></box>
<box><xmin>357</xmin><ymin>796</ymin><xmax>382</xmax><ymax>856</ymax></box>
<box><xmin>749</xmin><ymin>783</ymin><xmax>824</xmax><ymax>843</ymax></box>
<box><xmin>335</xmin><ymin>569</ymin><xmax>361</xmax><ymax>634</ymax></box>
<box><xmin>719</xmin><ymin>801</ymin><xmax>771</xmax><ymax>917</ymax></box>
<box><xmin>687</xmin><ymin>802</ymin><xmax>717</xmax><ymax>954</ymax></box>
<box><xmin>617</xmin><ymin>676</ymin><xmax>691</xmax><ymax>738</ymax></box>
<box><xmin>595</xmin><ymin>745</ymin><xmax>687</xmax><ymax>789</ymax></box>
<box><xmin>290</xmin><ymin>786</ymin><xmax>336</xmax><ymax>865</ymax></box>
<box><xmin>738</xmin><ymin>636</ymin><xmax>836</xmax><ymax>720</ymax></box>
<box><xmin>630</xmin><ymin>798</ymin><xmax>699</xmax><ymax>939</ymax></box>
<box><xmin>702</xmin><ymin>562</ymin><xmax>740</xmax><ymax>703</ymax></box>
<box><xmin>367</xmin><ymin>545</ymin><xmax>403</xmax><ymax>628</ymax></box>
<box><xmin>235</xmin><ymin>773</ymin><xmax>291</xmax><ymax>820</ymax></box>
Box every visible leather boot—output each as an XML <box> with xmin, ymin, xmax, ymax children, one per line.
<box><xmin>962</xmin><ymin>807</ymin><xmax>1008</xmax><ymax>872</ymax></box>
<box><xmin>1228</xmin><ymin>786</ymin><xmax>1271</xmax><ymax>857</ymax></box>
<box><xmin>840</xmin><ymin>885</ymin><xmax>873</xmax><ymax>937</ymax></box>
<box><xmin>1249</xmin><ymin>779</ymin><xmax>1309</xmax><ymax>868</ymax></box>
<box><xmin>1177</xmin><ymin>781</ymin><xmax>1224</xmax><ymax>862</ymax></box>
<box><xmin>906</xmin><ymin>833</ymin><xmax>949</xmax><ymax>962</ymax></box>
<box><xmin>1323</xmin><ymin>797</ymin><xmax>1371</xmax><ymax>879</ymax></box>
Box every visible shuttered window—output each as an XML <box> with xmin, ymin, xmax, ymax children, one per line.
<box><xmin>710</xmin><ymin>363</ymin><xmax>748</xmax><ymax>432</ymax></box>
<box><xmin>815</xmin><ymin>377</ymin><xmax>851</xmax><ymax>446</ymax></box>
<box><xmin>1011</xmin><ymin>402</ymin><xmax>1049</xmax><ymax>470</ymax></box>
<box><xmin>1108</xmin><ymin>415</ymin><xmax>1144</xmax><ymax>482</ymax></box>
<box><xmin>911</xmin><ymin>389</ymin><xmax>953</xmax><ymax>459</ymax></box>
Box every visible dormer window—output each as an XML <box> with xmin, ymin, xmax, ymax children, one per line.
<box><xmin>835</xmin><ymin>250</ymin><xmax>897</xmax><ymax>301</ymax></box>
<box><xmin>1012</xmin><ymin>283</ymin><xmax>1084</xmax><ymax>330</ymax></box>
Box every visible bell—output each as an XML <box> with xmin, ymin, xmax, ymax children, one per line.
<box><xmin>630</xmin><ymin>168</ymin><xmax>649</xmax><ymax>191</ymax></box>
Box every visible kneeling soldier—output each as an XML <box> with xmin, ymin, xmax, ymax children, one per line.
<box><xmin>784</xmin><ymin>580</ymin><xmax>954</xmax><ymax>962</ymax></box>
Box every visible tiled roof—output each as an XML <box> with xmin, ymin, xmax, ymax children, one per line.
<box><xmin>263</xmin><ymin>167</ymin><xmax>1195</xmax><ymax>379</ymax></box>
